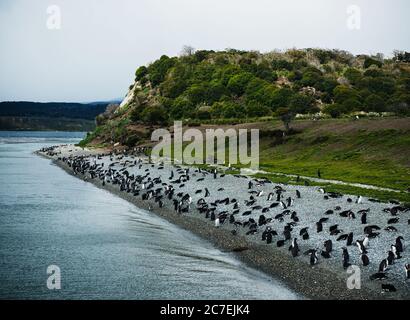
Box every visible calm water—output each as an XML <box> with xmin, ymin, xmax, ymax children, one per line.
<box><xmin>0</xmin><ymin>131</ymin><xmax>298</xmax><ymax>299</ymax></box>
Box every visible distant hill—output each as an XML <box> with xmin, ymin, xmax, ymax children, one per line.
<box><xmin>0</xmin><ymin>101</ymin><xmax>109</xmax><ymax>120</ymax></box>
<box><xmin>0</xmin><ymin>101</ymin><xmax>120</xmax><ymax>131</ymax></box>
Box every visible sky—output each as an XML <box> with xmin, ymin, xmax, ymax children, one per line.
<box><xmin>0</xmin><ymin>0</ymin><xmax>409</xmax><ymax>102</ymax></box>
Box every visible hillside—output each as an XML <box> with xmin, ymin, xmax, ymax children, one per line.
<box><xmin>78</xmin><ymin>48</ymin><xmax>410</xmax><ymax>198</ymax></box>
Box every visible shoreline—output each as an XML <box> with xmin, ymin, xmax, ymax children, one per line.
<box><xmin>36</xmin><ymin>149</ymin><xmax>410</xmax><ymax>300</ymax></box>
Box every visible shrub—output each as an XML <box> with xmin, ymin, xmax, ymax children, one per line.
<box><xmin>141</xmin><ymin>104</ymin><xmax>168</xmax><ymax>125</ymax></box>
<box><xmin>364</xmin><ymin>94</ymin><xmax>385</xmax><ymax>112</ymax></box>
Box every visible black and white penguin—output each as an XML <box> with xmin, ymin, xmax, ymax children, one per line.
<box><xmin>396</xmin><ymin>236</ymin><xmax>404</xmax><ymax>253</ymax></box>
<box><xmin>356</xmin><ymin>240</ymin><xmax>367</xmax><ymax>254</ymax></box>
<box><xmin>370</xmin><ymin>273</ymin><xmax>387</xmax><ymax>281</ymax></box>
<box><xmin>387</xmin><ymin>251</ymin><xmax>395</xmax><ymax>265</ymax></box>
<box><xmin>361</xmin><ymin>254</ymin><xmax>370</xmax><ymax>266</ymax></box>
<box><xmin>310</xmin><ymin>250</ymin><xmax>318</xmax><ymax>266</ymax></box>
<box><xmin>324</xmin><ymin>240</ymin><xmax>332</xmax><ymax>253</ymax></box>
<box><xmin>391</xmin><ymin>245</ymin><xmax>401</xmax><ymax>259</ymax></box>
<box><xmin>405</xmin><ymin>264</ymin><xmax>410</xmax><ymax>280</ymax></box>
<box><xmin>289</xmin><ymin>238</ymin><xmax>299</xmax><ymax>257</ymax></box>
<box><xmin>379</xmin><ymin>259</ymin><xmax>388</xmax><ymax>272</ymax></box>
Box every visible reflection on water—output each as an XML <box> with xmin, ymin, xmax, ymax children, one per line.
<box><xmin>0</xmin><ymin>131</ymin><xmax>299</xmax><ymax>300</ymax></box>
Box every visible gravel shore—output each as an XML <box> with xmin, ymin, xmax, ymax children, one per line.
<box><xmin>37</xmin><ymin>145</ymin><xmax>410</xmax><ymax>300</ymax></box>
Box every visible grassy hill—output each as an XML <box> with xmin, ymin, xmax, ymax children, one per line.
<box><xmin>79</xmin><ymin>48</ymin><xmax>410</xmax><ymax>200</ymax></box>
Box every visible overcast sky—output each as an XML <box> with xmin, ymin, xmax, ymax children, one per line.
<box><xmin>0</xmin><ymin>0</ymin><xmax>409</xmax><ymax>102</ymax></box>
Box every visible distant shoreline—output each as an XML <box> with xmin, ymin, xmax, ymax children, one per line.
<box><xmin>37</xmin><ymin>146</ymin><xmax>410</xmax><ymax>300</ymax></box>
<box><xmin>0</xmin><ymin>116</ymin><xmax>95</xmax><ymax>132</ymax></box>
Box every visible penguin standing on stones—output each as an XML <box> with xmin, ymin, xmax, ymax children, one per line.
<box><xmin>387</xmin><ymin>251</ymin><xmax>395</xmax><ymax>265</ymax></box>
<box><xmin>379</xmin><ymin>259</ymin><xmax>388</xmax><ymax>272</ymax></box>
<box><xmin>289</xmin><ymin>238</ymin><xmax>299</xmax><ymax>257</ymax></box>
<box><xmin>310</xmin><ymin>250</ymin><xmax>318</xmax><ymax>266</ymax></box>
<box><xmin>356</xmin><ymin>240</ymin><xmax>367</xmax><ymax>254</ymax></box>
<box><xmin>324</xmin><ymin>240</ymin><xmax>332</xmax><ymax>254</ymax></box>
<box><xmin>361</xmin><ymin>211</ymin><xmax>367</xmax><ymax>224</ymax></box>
<box><xmin>346</xmin><ymin>232</ymin><xmax>354</xmax><ymax>246</ymax></box>
<box><xmin>316</xmin><ymin>221</ymin><xmax>323</xmax><ymax>233</ymax></box>
<box><xmin>361</xmin><ymin>254</ymin><xmax>370</xmax><ymax>266</ymax></box>
<box><xmin>405</xmin><ymin>264</ymin><xmax>410</xmax><ymax>280</ymax></box>
<box><xmin>396</xmin><ymin>236</ymin><xmax>404</xmax><ymax>253</ymax></box>
<box><xmin>342</xmin><ymin>247</ymin><xmax>350</xmax><ymax>269</ymax></box>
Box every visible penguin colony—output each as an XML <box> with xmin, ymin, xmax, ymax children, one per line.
<box><xmin>40</xmin><ymin>145</ymin><xmax>410</xmax><ymax>295</ymax></box>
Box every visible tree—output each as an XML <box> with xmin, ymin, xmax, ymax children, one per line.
<box><xmin>276</xmin><ymin>107</ymin><xmax>294</xmax><ymax>132</ymax></box>
<box><xmin>364</xmin><ymin>94</ymin><xmax>385</xmax><ymax>112</ymax></box>
<box><xmin>364</xmin><ymin>57</ymin><xmax>382</xmax><ymax>69</ymax></box>
<box><xmin>289</xmin><ymin>94</ymin><xmax>317</xmax><ymax>114</ymax></box>
<box><xmin>181</xmin><ymin>45</ymin><xmax>195</xmax><ymax>57</ymax></box>
<box><xmin>141</xmin><ymin>104</ymin><xmax>168</xmax><ymax>125</ymax></box>
<box><xmin>227</xmin><ymin>72</ymin><xmax>254</xmax><ymax>96</ymax></box>
<box><xmin>323</xmin><ymin>104</ymin><xmax>342</xmax><ymax>118</ymax></box>
<box><xmin>245</xmin><ymin>101</ymin><xmax>272</xmax><ymax>117</ymax></box>
<box><xmin>135</xmin><ymin>66</ymin><xmax>148</xmax><ymax>81</ymax></box>
<box><xmin>344</xmin><ymin>68</ymin><xmax>362</xmax><ymax>85</ymax></box>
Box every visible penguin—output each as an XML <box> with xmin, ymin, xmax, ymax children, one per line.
<box><xmin>370</xmin><ymin>273</ymin><xmax>387</xmax><ymax>281</ymax></box>
<box><xmin>391</xmin><ymin>245</ymin><xmax>401</xmax><ymax>259</ymax></box>
<box><xmin>296</xmin><ymin>190</ymin><xmax>301</xmax><ymax>199</ymax></box>
<box><xmin>361</xmin><ymin>254</ymin><xmax>370</xmax><ymax>266</ymax></box>
<box><xmin>215</xmin><ymin>217</ymin><xmax>220</xmax><ymax>228</ymax></box>
<box><xmin>289</xmin><ymin>238</ymin><xmax>299</xmax><ymax>257</ymax></box>
<box><xmin>204</xmin><ymin>188</ymin><xmax>210</xmax><ymax>197</ymax></box>
<box><xmin>342</xmin><ymin>247</ymin><xmax>350</xmax><ymax>269</ymax></box>
<box><xmin>381</xmin><ymin>284</ymin><xmax>396</xmax><ymax>292</ymax></box>
<box><xmin>310</xmin><ymin>250</ymin><xmax>318</xmax><ymax>266</ymax></box>
<box><xmin>405</xmin><ymin>264</ymin><xmax>410</xmax><ymax>280</ymax></box>
<box><xmin>361</xmin><ymin>212</ymin><xmax>367</xmax><ymax>225</ymax></box>
<box><xmin>379</xmin><ymin>259</ymin><xmax>388</xmax><ymax>272</ymax></box>
<box><xmin>277</xmin><ymin>240</ymin><xmax>285</xmax><ymax>247</ymax></box>
<box><xmin>387</xmin><ymin>251</ymin><xmax>395</xmax><ymax>265</ymax></box>
<box><xmin>363</xmin><ymin>236</ymin><xmax>369</xmax><ymax>248</ymax></box>
<box><xmin>356</xmin><ymin>240</ymin><xmax>367</xmax><ymax>254</ymax></box>
<box><xmin>283</xmin><ymin>228</ymin><xmax>291</xmax><ymax>241</ymax></box>
<box><xmin>346</xmin><ymin>232</ymin><xmax>354</xmax><ymax>246</ymax></box>
<box><xmin>324</xmin><ymin>240</ymin><xmax>332</xmax><ymax>253</ymax></box>
<box><xmin>316</xmin><ymin>221</ymin><xmax>323</xmax><ymax>233</ymax></box>
<box><xmin>321</xmin><ymin>251</ymin><xmax>331</xmax><ymax>259</ymax></box>
<box><xmin>385</xmin><ymin>226</ymin><xmax>397</xmax><ymax>232</ymax></box>
<box><xmin>396</xmin><ymin>236</ymin><xmax>404</xmax><ymax>253</ymax></box>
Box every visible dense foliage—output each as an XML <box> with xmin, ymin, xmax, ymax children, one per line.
<box><xmin>126</xmin><ymin>49</ymin><xmax>410</xmax><ymax>124</ymax></box>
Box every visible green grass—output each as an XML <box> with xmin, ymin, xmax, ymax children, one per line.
<box><xmin>256</xmin><ymin>124</ymin><xmax>410</xmax><ymax>191</ymax></box>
